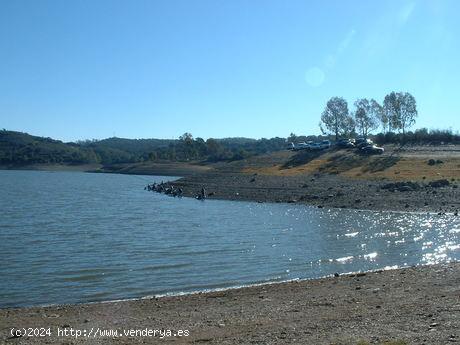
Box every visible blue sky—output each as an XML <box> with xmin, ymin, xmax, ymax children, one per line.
<box><xmin>1</xmin><ymin>0</ymin><xmax>459</xmax><ymax>142</ymax></box>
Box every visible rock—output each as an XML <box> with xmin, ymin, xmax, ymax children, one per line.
<box><xmin>355</xmin><ymin>199</ymin><xmax>361</xmax><ymax>203</ymax></box>
<box><xmin>334</xmin><ymin>272</ymin><xmax>340</xmax><ymax>277</ymax></box>
<box><xmin>428</xmin><ymin>159</ymin><xmax>436</xmax><ymax>165</ymax></box>
<box><xmin>381</xmin><ymin>181</ymin><xmax>421</xmax><ymax>192</ymax></box>
<box><xmin>399</xmin><ymin>186</ymin><xmax>413</xmax><ymax>192</ymax></box>
<box><xmin>429</xmin><ymin>179</ymin><xmax>450</xmax><ymax>188</ymax></box>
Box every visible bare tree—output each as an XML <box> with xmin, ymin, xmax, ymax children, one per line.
<box><xmin>320</xmin><ymin>97</ymin><xmax>352</xmax><ymax>140</ymax></box>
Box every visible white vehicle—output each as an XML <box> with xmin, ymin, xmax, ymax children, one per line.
<box><xmin>293</xmin><ymin>142</ymin><xmax>310</xmax><ymax>150</ymax></box>
<box><xmin>309</xmin><ymin>142</ymin><xmax>322</xmax><ymax>150</ymax></box>
<box><xmin>308</xmin><ymin>140</ymin><xmax>331</xmax><ymax>150</ymax></box>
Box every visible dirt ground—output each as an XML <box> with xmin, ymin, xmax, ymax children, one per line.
<box><xmin>1</xmin><ymin>263</ymin><xmax>459</xmax><ymax>345</ymax></box>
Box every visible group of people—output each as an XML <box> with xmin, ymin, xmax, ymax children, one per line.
<box><xmin>145</xmin><ymin>181</ymin><xmax>183</xmax><ymax>197</ymax></box>
<box><xmin>145</xmin><ymin>182</ymin><xmax>208</xmax><ymax>201</ymax></box>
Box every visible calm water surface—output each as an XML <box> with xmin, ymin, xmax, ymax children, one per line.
<box><xmin>1</xmin><ymin>170</ymin><xmax>459</xmax><ymax>308</ymax></box>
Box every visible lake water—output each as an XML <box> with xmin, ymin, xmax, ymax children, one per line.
<box><xmin>1</xmin><ymin>170</ymin><xmax>459</xmax><ymax>308</ymax></box>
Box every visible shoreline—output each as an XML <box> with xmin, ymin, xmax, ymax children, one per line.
<box><xmin>1</xmin><ymin>264</ymin><xmax>427</xmax><ymax>310</ymax></box>
<box><xmin>1</xmin><ymin>262</ymin><xmax>459</xmax><ymax>344</ymax></box>
<box><xmin>167</xmin><ymin>171</ymin><xmax>459</xmax><ymax>214</ymax></box>
<box><xmin>2</xmin><ymin>164</ymin><xmax>459</xmax><ymax>214</ymax></box>
<box><xmin>2</xmin><ymin>145</ymin><xmax>459</xmax><ymax>214</ymax></box>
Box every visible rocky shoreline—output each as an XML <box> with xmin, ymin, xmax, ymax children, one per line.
<box><xmin>1</xmin><ymin>263</ymin><xmax>459</xmax><ymax>344</ymax></box>
<box><xmin>151</xmin><ymin>171</ymin><xmax>460</xmax><ymax>214</ymax></box>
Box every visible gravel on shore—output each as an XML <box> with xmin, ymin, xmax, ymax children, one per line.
<box><xmin>1</xmin><ymin>263</ymin><xmax>459</xmax><ymax>345</ymax></box>
<box><xmin>168</xmin><ymin>171</ymin><xmax>459</xmax><ymax>214</ymax></box>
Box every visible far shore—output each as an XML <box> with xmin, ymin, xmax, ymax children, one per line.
<box><xmin>1</xmin><ymin>262</ymin><xmax>459</xmax><ymax>344</ymax></box>
<box><xmin>0</xmin><ymin>163</ymin><xmax>103</xmax><ymax>172</ymax></box>
<box><xmin>0</xmin><ymin>161</ymin><xmax>209</xmax><ymax>177</ymax></box>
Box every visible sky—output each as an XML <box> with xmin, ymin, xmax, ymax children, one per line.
<box><xmin>0</xmin><ymin>0</ymin><xmax>459</xmax><ymax>142</ymax></box>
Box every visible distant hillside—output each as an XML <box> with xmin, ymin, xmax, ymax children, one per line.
<box><xmin>0</xmin><ymin>130</ymin><xmax>98</xmax><ymax>165</ymax></box>
<box><xmin>2</xmin><ymin>128</ymin><xmax>458</xmax><ymax>167</ymax></box>
<box><xmin>81</xmin><ymin>137</ymin><xmax>176</xmax><ymax>155</ymax></box>
<box><xmin>0</xmin><ymin>130</ymin><xmax>287</xmax><ymax>166</ymax></box>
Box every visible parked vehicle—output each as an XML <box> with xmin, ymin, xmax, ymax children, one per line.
<box><xmin>361</xmin><ymin>144</ymin><xmax>384</xmax><ymax>154</ymax></box>
<box><xmin>319</xmin><ymin>140</ymin><xmax>331</xmax><ymax>149</ymax></box>
<box><xmin>336</xmin><ymin>139</ymin><xmax>355</xmax><ymax>148</ymax></box>
<box><xmin>309</xmin><ymin>142</ymin><xmax>322</xmax><ymax>150</ymax></box>
<box><xmin>356</xmin><ymin>138</ymin><xmax>373</xmax><ymax>148</ymax></box>
<box><xmin>289</xmin><ymin>141</ymin><xmax>311</xmax><ymax>151</ymax></box>
<box><xmin>290</xmin><ymin>140</ymin><xmax>330</xmax><ymax>151</ymax></box>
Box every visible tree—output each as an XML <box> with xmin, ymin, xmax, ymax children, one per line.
<box><xmin>320</xmin><ymin>97</ymin><xmax>353</xmax><ymax>140</ymax></box>
<box><xmin>399</xmin><ymin>92</ymin><xmax>417</xmax><ymax>135</ymax></box>
<box><xmin>383</xmin><ymin>92</ymin><xmax>417</xmax><ymax>134</ymax></box>
<box><xmin>179</xmin><ymin>132</ymin><xmax>193</xmax><ymax>142</ymax></box>
<box><xmin>343</xmin><ymin>115</ymin><xmax>356</xmax><ymax>137</ymax></box>
<box><xmin>383</xmin><ymin>92</ymin><xmax>400</xmax><ymax>132</ymax></box>
<box><xmin>287</xmin><ymin>132</ymin><xmax>297</xmax><ymax>143</ymax></box>
<box><xmin>353</xmin><ymin>98</ymin><xmax>380</xmax><ymax>137</ymax></box>
<box><xmin>376</xmin><ymin>103</ymin><xmax>389</xmax><ymax>133</ymax></box>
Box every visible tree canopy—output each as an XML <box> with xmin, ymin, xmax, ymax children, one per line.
<box><xmin>319</xmin><ymin>97</ymin><xmax>354</xmax><ymax>140</ymax></box>
<box><xmin>383</xmin><ymin>91</ymin><xmax>418</xmax><ymax>134</ymax></box>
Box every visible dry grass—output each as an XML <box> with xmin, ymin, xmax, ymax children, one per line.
<box><xmin>342</xmin><ymin>157</ymin><xmax>460</xmax><ymax>181</ymax></box>
<box><xmin>240</xmin><ymin>150</ymin><xmax>460</xmax><ymax>182</ymax></box>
